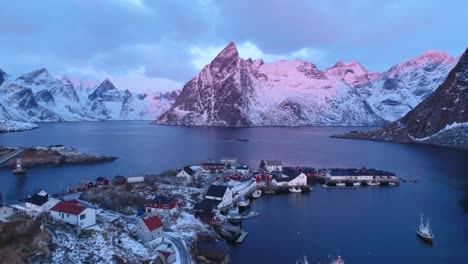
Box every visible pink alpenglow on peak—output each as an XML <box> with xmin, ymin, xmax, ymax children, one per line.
<box><xmin>325</xmin><ymin>60</ymin><xmax>382</xmax><ymax>88</ymax></box>
<box><xmin>387</xmin><ymin>50</ymin><xmax>457</xmax><ymax>78</ymax></box>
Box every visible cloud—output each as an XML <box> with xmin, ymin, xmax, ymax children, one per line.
<box><xmin>189</xmin><ymin>41</ymin><xmax>328</xmax><ymax>70</ymax></box>
<box><xmin>0</xmin><ymin>0</ymin><xmax>466</xmax><ymax>92</ymax></box>
<box><xmin>65</xmin><ymin>65</ymin><xmax>181</xmax><ymax>93</ymax></box>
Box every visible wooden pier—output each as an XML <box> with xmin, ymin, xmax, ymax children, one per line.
<box><xmin>235</xmin><ymin>231</ymin><xmax>248</xmax><ymax>244</ymax></box>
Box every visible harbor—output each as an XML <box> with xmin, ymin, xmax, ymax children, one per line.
<box><xmin>0</xmin><ymin>153</ymin><xmax>406</xmax><ymax>263</ymax></box>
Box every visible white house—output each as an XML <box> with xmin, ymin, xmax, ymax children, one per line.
<box><xmin>234</xmin><ymin>165</ymin><xmax>249</xmax><ymax>175</ymax></box>
<box><xmin>273</xmin><ymin>172</ymin><xmax>307</xmax><ymax>186</ymax></box>
<box><xmin>25</xmin><ymin>190</ymin><xmax>60</xmax><ymax>214</ymax></box>
<box><xmin>265</xmin><ymin>160</ymin><xmax>282</xmax><ymax>172</ymax></box>
<box><xmin>221</xmin><ymin>157</ymin><xmax>237</xmax><ymax>167</ymax></box>
<box><xmin>205</xmin><ymin>185</ymin><xmax>234</xmax><ymax>209</ymax></box>
<box><xmin>50</xmin><ymin>200</ymin><xmax>96</xmax><ymax>229</ymax></box>
<box><xmin>137</xmin><ymin>215</ymin><xmax>164</xmax><ymax>242</ymax></box>
<box><xmin>176</xmin><ymin>166</ymin><xmax>196</xmax><ymax>183</ymax></box>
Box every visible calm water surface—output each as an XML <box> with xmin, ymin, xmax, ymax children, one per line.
<box><xmin>1</xmin><ymin>121</ymin><xmax>467</xmax><ymax>263</ymax></box>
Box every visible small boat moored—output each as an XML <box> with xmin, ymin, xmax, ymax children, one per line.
<box><xmin>366</xmin><ymin>181</ymin><xmax>380</xmax><ymax>186</ymax></box>
<box><xmin>416</xmin><ymin>214</ymin><xmax>434</xmax><ymax>243</ymax></box>
<box><xmin>289</xmin><ymin>186</ymin><xmax>302</xmax><ymax>193</ymax></box>
<box><xmin>353</xmin><ymin>182</ymin><xmax>361</xmax><ymax>187</ymax></box>
<box><xmin>251</xmin><ymin>189</ymin><xmax>262</xmax><ymax>199</ymax></box>
<box><xmin>331</xmin><ymin>255</ymin><xmax>344</xmax><ymax>264</ymax></box>
<box><xmin>336</xmin><ymin>182</ymin><xmax>346</xmax><ymax>187</ymax></box>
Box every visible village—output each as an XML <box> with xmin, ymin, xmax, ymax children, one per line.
<box><xmin>0</xmin><ymin>158</ymin><xmax>400</xmax><ymax>264</ymax></box>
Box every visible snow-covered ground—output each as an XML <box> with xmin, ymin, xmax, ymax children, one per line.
<box><xmin>0</xmin><ymin>119</ymin><xmax>38</xmax><ymax>133</ymax></box>
<box><xmin>50</xmin><ymin>221</ymin><xmax>151</xmax><ymax>263</ymax></box>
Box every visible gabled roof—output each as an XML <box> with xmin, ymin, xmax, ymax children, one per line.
<box><xmin>150</xmin><ymin>196</ymin><xmax>177</xmax><ymax>205</ymax></box>
<box><xmin>194</xmin><ymin>199</ymin><xmax>221</xmax><ymax>211</ymax></box>
<box><xmin>274</xmin><ymin>175</ymin><xmax>291</xmax><ymax>183</ymax></box>
<box><xmin>26</xmin><ymin>193</ymin><xmax>49</xmax><ymax>206</ymax></box>
<box><xmin>205</xmin><ymin>185</ymin><xmax>228</xmax><ymax>198</ymax></box>
<box><xmin>202</xmin><ymin>162</ymin><xmax>225</xmax><ymax>167</ymax></box>
<box><xmin>266</xmin><ymin>160</ymin><xmax>282</xmax><ymax>166</ymax></box>
<box><xmin>183</xmin><ymin>166</ymin><xmax>195</xmax><ymax>175</ymax></box>
<box><xmin>50</xmin><ymin>200</ymin><xmax>87</xmax><ymax>215</ymax></box>
<box><xmin>282</xmin><ymin>167</ymin><xmax>303</xmax><ymax>178</ymax></box>
<box><xmin>142</xmin><ymin>215</ymin><xmax>163</xmax><ymax>231</ymax></box>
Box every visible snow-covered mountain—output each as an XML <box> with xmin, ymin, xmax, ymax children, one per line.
<box><xmin>156</xmin><ymin>42</ymin><xmax>457</xmax><ymax>127</ymax></box>
<box><xmin>359</xmin><ymin>50</ymin><xmax>457</xmax><ymax>121</ymax></box>
<box><xmin>338</xmin><ymin>48</ymin><xmax>468</xmax><ymax>150</ymax></box>
<box><xmin>0</xmin><ymin>68</ymin><xmax>179</xmax><ymax>122</ymax></box>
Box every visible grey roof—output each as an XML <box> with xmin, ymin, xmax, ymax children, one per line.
<box><xmin>183</xmin><ymin>166</ymin><xmax>195</xmax><ymax>175</ymax></box>
<box><xmin>194</xmin><ymin>199</ymin><xmax>221</xmax><ymax>211</ymax></box>
<box><xmin>266</xmin><ymin>160</ymin><xmax>282</xmax><ymax>166</ymax></box>
<box><xmin>26</xmin><ymin>193</ymin><xmax>49</xmax><ymax>206</ymax></box>
<box><xmin>205</xmin><ymin>185</ymin><xmax>228</xmax><ymax>198</ymax></box>
<box><xmin>150</xmin><ymin>196</ymin><xmax>176</xmax><ymax>205</ymax></box>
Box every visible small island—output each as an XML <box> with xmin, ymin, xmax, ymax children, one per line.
<box><xmin>1</xmin><ymin>145</ymin><xmax>117</xmax><ymax>169</ymax></box>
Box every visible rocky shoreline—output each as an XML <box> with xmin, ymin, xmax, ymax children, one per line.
<box><xmin>1</xmin><ymin>145</ymin><xmax>117</xmax><ymax>169</ymax></box>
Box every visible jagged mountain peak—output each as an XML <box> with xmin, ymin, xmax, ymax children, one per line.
<box><xmin>0</xmin><ymin>68</ymin><xmax>8</xmax><ymax>86</ymax></box>
<box><xmin>17</xmin><ymin>68</ymin><xmax>51</xmax><ymax>82</ymax></box>
<box><xmin>387</xmin><ymin>50</ymin><xmax>457</xmax><ymax>76</ymax></box>
<box><xmin>210</xmin><ymin>42</ymin><xmax>240</xmax><ymax>70</ymax></box>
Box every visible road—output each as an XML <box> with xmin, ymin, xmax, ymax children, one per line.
<box><xmin>0</xmin><ymin>148</ymin><xmax>25</xmax><ymax>167</ymax></box>
<box><xmin>164</xmin><ymin>232</ymin><xmax>192</xmax><ymax>264</ymax></box>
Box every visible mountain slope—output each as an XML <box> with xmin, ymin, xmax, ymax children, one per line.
<box><xmin>337</xmin><ymin>48</ymin><xmax>468</xmax><ymax>150</ymax></box>
<box><xmin>157</xmin><ymin>42</ymin><xmax>456</xmax><ymax>127</ymax></box>
<box><xmin>0</xmin><ymin>69</ymin><xmax>179</xmax><ymax>122</ymax></box>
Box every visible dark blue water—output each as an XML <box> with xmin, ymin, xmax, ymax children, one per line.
<box><xmin>1</xmin><ymin>121</ymin><xmax>467</xmax><ymax>263</ymax></box>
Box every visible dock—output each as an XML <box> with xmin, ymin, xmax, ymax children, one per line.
<box><xmin>235</xmin><ymin>231</ymin><xmax>248</xmax><ymax>244</ymax></box>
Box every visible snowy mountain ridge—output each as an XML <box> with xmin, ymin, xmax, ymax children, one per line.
<box><xmin>156</xmin><ymin>42</ymin><xmax>458</xmax><ymax>127</ymax></box>
<box><xmin>0</xmin><ymin>68</ymin><xmax>179</xmax><ymax>122</ymax></box>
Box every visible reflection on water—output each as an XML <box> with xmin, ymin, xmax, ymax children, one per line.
<box><xmin>0</xmin><ymin>121</ymin><xmax>467</xmax><ymax>263</ymax></box>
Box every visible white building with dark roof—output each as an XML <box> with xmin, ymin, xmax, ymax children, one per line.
<box><xmin>25</xmin><ymin>190</ymin><xmax>60</xmax><ymax>214</ymax></box>
<box><xmin>176</xmin><ymin>166</ymin><xmax>196</xmax><ymax>183</ymax></box>
<box><xmin>265</xmin><ymin>160</ymin><xmax>282</xmax><ymax>172</ymax></box>
<box><xmin>205</xmin><ymin>185</ymin><xmax>233</xmax><ymax>209</ymax></box>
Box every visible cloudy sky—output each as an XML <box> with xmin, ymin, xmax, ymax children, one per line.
<box><xmin>0</xmin><ymin>0</ymin><xmax>466</xmax><ymax>92</ymax></box>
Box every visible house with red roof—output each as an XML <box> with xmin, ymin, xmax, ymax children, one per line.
<box><xmin>136</xmin><ymin>215</ymin><xmax>164</xmax><ymax>242</ymax></box>
<box><xmin>50</xmin><ymin>200</ymin><xmax>96</xmax><ymax>229</ymax></box>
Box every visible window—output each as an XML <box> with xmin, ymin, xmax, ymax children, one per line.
<box><xmin>80</xmin><ymin>214</ymin><xmax>86</xmax><ymax>220</ymax></box>
<box><xmin>67</xmin><ymin>214</ymin><xmax>69</xmax><ymax>217</ymax></box>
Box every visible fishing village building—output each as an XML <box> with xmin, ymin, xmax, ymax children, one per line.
<box><xmin>50</xmin><ymin>200</ymin><xmax>96</xmax><ymax>229</ymax></box>
<box><xmin>136</xmin><ymin>215</ymin><xmax>164</xmax><ymax>242</ymax></box>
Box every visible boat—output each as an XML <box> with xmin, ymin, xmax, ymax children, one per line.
<box><xmin>296</xmin><ymin>256</ymin><xmax>308</xmax><ymax>264</ymax></box>
<box><xmin>289</xmin><ymin>186</ymin><xmax>302</xmax><ymax>193</ymax></box>
<box><xmin>330</xmin><ymin>255</ymin><xmax>344</xmax><ymax>264</ymax></box>
<box><xmin>366</xmin><ymin>181</ymin><xmax>380</xmax><ymax>186</ymax></box>
<box><xmin>251</xmin><ymin>189</ymin><xmax>262</xmax><ymax>199</ymax></box>
<box><xmin>388</xmin><ymin>182</ymin><xmax>397</xmax><ymax>186</ymax></box>
<box><xmin>336</xmin><ymin>182</ymin><xmax>346</xmax><ymax>187</ymax></box>
<box><xmin>416</xmin><ymin>214</ymin><xmax>434</xmax><ymax>243</ymax></box>
<box><xmin>353</xmin><ymin>182</ymin><xmax>361</xmax><ymax>187</ymax></box>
